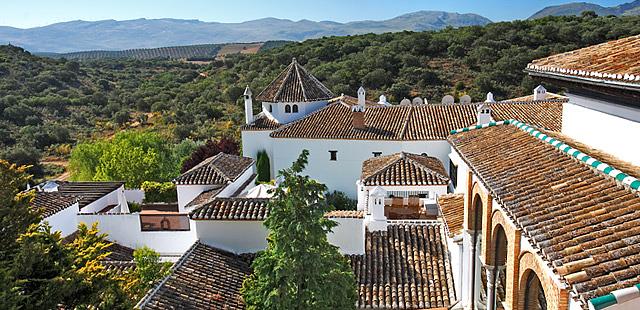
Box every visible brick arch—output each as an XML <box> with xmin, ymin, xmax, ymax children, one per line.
<box><xmin>489</xmin><ymin>209</ymin><xmax>522</xmax><ymax>310</ymax></box>
<box><xmin>518</xmin><ymin>251</ymin><xmax>569</xmax><ymax>310</ymax></box>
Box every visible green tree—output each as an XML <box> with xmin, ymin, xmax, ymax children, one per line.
<box><xmin>256</xmin><ymin>150</ymin><xmax>271</xmax><ymax>183</ymax></box>
<box><xmin>242</xmin><ymin>150</ymin><xmax>357</xmax><ymax>310</ymax></box>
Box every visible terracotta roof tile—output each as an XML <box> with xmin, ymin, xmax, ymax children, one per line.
<box><xmin>255</xmin><ymin>58</ymin><xmax>334</xmax><ymax>103</ymax></box>
<box><xmin>139</xmin><ymin>242</ymin><xmax>249</xmax><ymax>310</ymax></box>
<box><xmin>448</xmin><ymin>122</ymin><xmax>640</xmax><ymax>304</ymax></box>
<box><xmin>241</xmin><ymin>112</ymin><xmax>281</xmax><ymax>131</ymax></box>
<box><xmin>174</xmin><ymin>153</ymin><xmax>254</xmax><ymax>185</ymax></box>
<box><xmin>55</xmin><ymin>181</ymin><xmax>124</xmax><ymax>209</ymax></box>
<box><xmin>184</xmin><ymin>186</ymin><xmax>225</xmax><ymax>209</ymax></box>
<box><xmin>31</xmin><ymin>191</ymin><xmax>78</xmax><ymax>218</ymax></box>
<box><xmin>271</xmin><ymin>97</ymin><xmax>564</xmax><ymax>140</ymax></box>
<box><xmin>526</xmin><ymin>35</ymin><xmax>640</xmax><ymax>87</ymax></box>
<box><xmin>324</xmin><ymin>210</ymin><xmax>364</xmax><ymax>218</ymax></box>
<box><xmin>437</xmin><ymin>193</ymin><xmax>464</xmax><ymax>238</ymax></box>
<box><xmin>361</xmin><ymin>152</ymin><xmax>449</xmax><ymax>186</ymax></box>
<box><xmin>190</xmin><ymin>197</ymin><xmax>269</xmax><ymax>221</ymax></box>
<box><xmin>349</xmin><ymin>223</ymin><xmax>456</xmax><ymax>309</ymax></box>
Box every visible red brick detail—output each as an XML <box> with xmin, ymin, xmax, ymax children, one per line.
<box><xmin>517</xmin><ymin>251</ymin><xmax>569</xmax><ymax>310</ymax></box>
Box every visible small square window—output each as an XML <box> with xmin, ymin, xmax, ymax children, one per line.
<box><xmin>329</xmin><ymin>150</ymin><xmax>338</xmax><ymax>161</ymax></box>
<box><xmin>372</xmin><ymin>152</ymin><xmax>382</xmax><ymax>157</ymax></box>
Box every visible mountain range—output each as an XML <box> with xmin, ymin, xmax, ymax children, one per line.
<box><xmin>529</xmin><ymin>0</ymin><xmax>640</xmax><ymax>19</ymax></box>
<box><xmin>0</xmin><ymin>11</ymin><xmax>491</xmax><ymax>53</ymax></box>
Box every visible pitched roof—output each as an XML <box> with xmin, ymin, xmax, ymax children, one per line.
<box><xmin>526</xmin><ymin>35</ymin><xmax>640</xmax><ymax>88</ymax></box>
<box><xmin>174</xmin><ymin>153</ymin><xmax>254</xmax><ymax>185</ymax></box>
<box><xmin>437</xmin><ymin>193</ymin><xmax>464</xmax><ymax>238</ymax></box>
<box><xmin>139</xmin><ymin>242</ymin><xmax>250</xmax><ymax>310</ymax></box>
<box><xmin>255</xmin><ymin>58</ymin><xmax>334</xmax><ymax>103</ymax></box>
<box><xmin>31</xmin><ymin>191</ymin><xmax>78</xmax><ymax>218</ymax></box>
<box><xmin>55</xmin><ymin>181</ymin><xmax>124</xmax><ymax>209</ymax></box>
<box><xmin>190</xmin><ymin>197</ymin><xmax>270</xmax><ymax>221</ymax></box>
<box><xmin>184</xmin><ymin>187</ymin><xmax>225</xmax><ymax>209</ymax></box>
<box><xmin>270</xmin><ymin>97</ymin><xmax>564</xmax><ymax>140</ymax></box>
<box><xmin>361</xmin><ymin>152</ymin><xmax>449</xmax><ymax>186</ymax></box>
<box><xmin>448</xmin><ymin>121</ymin><xmax>640</xmax><ymax>304</ymax></box>
<box><xmin>241</xmin><ymin>112</ymin><xmax>282</xmax><ymax>131</ymax></box>
<box><xmin>349</xmin><ymin>223</ymin><xmax>456</xmax><ymax>309</ymax></box>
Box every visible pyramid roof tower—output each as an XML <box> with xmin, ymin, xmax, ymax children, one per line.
<box><xmin>256</xmin><ymin>58</ymin><xmax>334</xmax><ymax>103</ymax></box>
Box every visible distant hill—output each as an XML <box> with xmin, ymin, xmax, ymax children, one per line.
<box><xmin>37</xmin><ymin>41</ymin><xmax>289</xmax><ymax>61</ymax></box>
<box><xmin>0</xmin><ymin>11</ymin><xmax>491</xmax><ymax>53</ymax></box>
<box><xmin>529</xmin><ymin>0</ymin><xmax>640</xmax><ymax>19</ymax></box>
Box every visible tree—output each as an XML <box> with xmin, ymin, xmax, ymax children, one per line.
<box><xmin>119</xmin><ymin>247</ymin><xmax>172</xmax><ymax>304</ymax></box>
<box><xmin>325</xmin><ymin>191</ymin><xmax>357</xmax><ymax>211</ymax></box>
<box><xmin>242</xmin><ymin>150</ymin><xmax>357</xmax><ymax>310</ymax></box>
<box><xmin>180</xmin><ymin>136</ymin><xmax>239</xmax><ymax>173</ymax></box>
<box><xmin>256</xmin><ymin>150</ymin><xmax>271</xmax><ymax>183</ymax></box>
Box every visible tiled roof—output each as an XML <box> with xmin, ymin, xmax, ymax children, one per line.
<box><xmin>190</xmin><ymin>197</ymin><xmax>270</xmax><ymax>221</ymax></box>
<box><xmin>32</xmin><ymin>191</ymin><xmax>78</xmax><ymax>218</ymax></box>
<box><xmin>174</xmin><ymin>153</ymin><xmax>254</xmax><ymax>185</ymax></box>
<box><xmin>324</xmin><ymin>210</ymin><xmax>364</xmax><ymax>218</ymax></box>
<box><xmin>526</xmin><ymin>35</ymin><xmax>640</xmax><ymax>87</ymax></box>
<box><xmin>448</xmin><ymin>122</ymin><xmax>640</xmax><ymax>304</ymax></box>
<box><xmin>55</xmin><ymin>181</ymin><xmax>124</xmax><ymax>209</ymax></box>
<box><xmin>437</xmin><ymin>193</ymin><xmax>464</xmax><ymax>238</ymax></box>
<box><xmin>184</xmin><ymin>187</ymin><xmax>225</xmax><ymax>209</ymax></box>
<box><xmin>241</xmin><ymin>112</ymin><xmax>282</xmax><ymax>131</ymax></box>
<box><xmin>139</xmin><ymin>242</ymin><xmax>250</xmax><ymax>310</ymax></box>
<box><xmin>255</xmin><ymin>58</ymin><xmax>334</xmax><ymax>103</ymax></box>
<box><xmin>361</xmin><ymin>152</ymin><xmax>449</xmax><ymax>186</ymax></box>
<box><xmin>349</xmin><ymin>223</ymin><xmax>456</xmax><ymax>309</ymax></box>
<box><xmin>270</xmin><ymin>97</ymin><xmax>564</xmax><ymax>140</ymax></box>
<box><xmin>505</xmin><ymin>92</ymin><xmax>566</xmax><ymax>102</ymax></box>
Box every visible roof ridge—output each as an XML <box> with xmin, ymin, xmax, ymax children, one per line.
<box><xmin>450</xmin><ymin>119</ymin><xmax>640</xmax><ymax>192</ymax></box>
<box><xmin>293</xmin><ymin>61</ymin><xmax>308</xmax><ymax>101</ymax></box>
<box><xmin>272</xmin><ymin>61</ymin><xmax>295</xmax><ymax>103</ymax></box>
<box><xmin>208</xmin><ymin>153</ymin><xmax>234</xmax><ymax>182</ymax></box>
<box><xmin>270</xmin><ymin>101</ymin><xmax>338</xmax><ymax>137</ymax></box>
<box><xmin>398</xmin><ymin>105</ymin><xmax>413</xmax><ymax>139</ymax></box>
<box><xmin>364</xmin><ymin>154</ymin><xmax>405</xmax><ymax>182</ymax></box>
<box><xmin>404</xmin><ymin>153</ymin><xmax>450</xmax><ymax>182</ymax></box>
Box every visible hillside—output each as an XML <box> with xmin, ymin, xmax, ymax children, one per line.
<box><xmin>38</xmin><ymin>41</ymin><xmax>288</xmax><ymax>61</ymax></box>
<box><xmin>0</xmin><ymin>11</ymin><xmax>491</xmax><ymax>53</ymax></box>
<box><xmin>529</xmin><ymin>0</ymin><xmax>640</xmax><ymax>19</ymax></box>
<box><xmin>2</xmin><ymin>14</ymin><xmax>640</xmax><ymax>179</ymax></box>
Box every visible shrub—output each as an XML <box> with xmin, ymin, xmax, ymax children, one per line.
<box><xmin>141</xmin><ymin>181</ymin><xmax>177</xmax><ymax>203</ymax></box>
<box><xmin>256</xmin><ymin>150</ymin><xmax>270</xmax><ymax>183</ymax></box>
<box><xmin>325</xmin><ymin>190</ymin><xmax>357</xmax><ymax>211</ymax></box>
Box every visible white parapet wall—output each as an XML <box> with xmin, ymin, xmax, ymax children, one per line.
<box><xmin>124</xmin><ymin>189</ymin><xmax>145</xmax><ymax>203</ymax></box>
<box><xmin>195</xmin><ymin>220</ymin><xmax>268</xmax><ymax>254</ymax></box>
<box><xmin>327</xmin><ymin>218</ymin><xmax>365</xmax><ymax>255</ymax></box>
<box><xmin>44</xmin><ymin>202</ymin><xmax>79</xmax><ymax>237</ymax></box>
<box><xmin>77</xmin><ymin>213</ymin><xmax>197</xmax><ymax>256</ymax></box>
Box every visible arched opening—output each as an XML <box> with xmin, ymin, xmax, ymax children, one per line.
<box><xmin>471</xmin><ymin>193</ymin><xmax>484</xmax><ymax>308</ymax></box>
<box><xmin>523</xmin><ymin>270</ymin><xmax>547</xmax><ymax>310</ymax></box>
<box><xmin>492</xmin><ymin>224</ymin><xmax>508</xmax><ymax>308</ymax></box>
<box><xmin>285</xmin><ymin>105</ymin><xmax>291</xmax><ymax>113</ymax></box>
<box><xmin>292</xmin><ymin>104</ymin><xmax>299</xmax><ymax>113</ymax></box>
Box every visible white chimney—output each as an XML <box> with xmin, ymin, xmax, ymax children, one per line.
<box><xmin>477</xmin><ymin>102</ymin><xmax>492</xmax><ymax>125</ymax></box>
<box><xmin>485</xmin><ymin>92</ymin><xmax>495</xmax><ymax>103</ymax></box>
<box><xmin>378</xmin><ymin>94</ymin><xmax>389</xmax><ymax>106</ymax></box>
<box><xmin>364</xmin><ymin>186</ymin><xmax>387</xmax><ymax>232</ymax></box>
<box><xmin>357</xmin><ymin>86</ymin><xmax>366</xmax><ymax>108</ymax></box>
<box><xmin>244</xmin><ymin>85</ymin><xmax>253</xmax><ymax>125</ymax></box>
<box><xmin>533</xmin><ymin>85</ymin><xmax>547</xmax><ymax>100</ymax></box>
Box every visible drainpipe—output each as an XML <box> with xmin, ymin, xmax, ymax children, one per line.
<box><xmin>589</xmin><ymin>284</ymin><xmax>640</xmax><ymax>310</ymax></box>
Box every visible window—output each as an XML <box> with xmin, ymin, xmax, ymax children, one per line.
<box><xmin>329</xmin><ymin>150</ymin><xmax>338</xmax><ymax>161</ymax></box>
<box><xmin>285</xmin><ymin>105</ymin><xmax>291</xmax><ymax>113</ymax></box>
<box><xmin>292</xmin><ymin>104</ymin><xmax>299</xmax><ymax>113</ymax></box>
<box><xmin>372</xmin><ymin>152</ymin><xmax>382</xmax><ymax>157</ymax></box>
<box><xmin>449</xmin><ymin>161</ymin><xmax>458</xmax><ymax>189</ymax></box>
<box><xmin>268</xmin><ymin>104</ymin><xmax>273</xmax><ymax>113</ymax></box>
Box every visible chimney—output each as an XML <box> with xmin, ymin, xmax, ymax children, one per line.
<box><xmin>352</xmin><ymin>107</ymin><xmax>365</xmax><ymax>129</ymax></box>
<box><xmin>364</xmin><ymin>186</ymin><xmax>387</xmax><ymax>232</ymax></box>
<box><xmin>243</xmin><ymin>85</ymin><xmax>253</xmax><ymax>125</ymax></box>
<box><xmin>477</xmin><ymin>92</ymin><xmax>494</xmax><ymax>125</ymax></box>
<box><xmin>533</xmin><ymin>85</ymin><xmax>547</xmax><ymax>100</ymax></box>
<box><xmin>357</xmin><ymin>86</ymin><xmax>366</xmax><ymax>108</ymax></box>
<box><xmin>378</xmin><ymin>94</ymin><xmax>389</xmax><ymax>105</ymax></box>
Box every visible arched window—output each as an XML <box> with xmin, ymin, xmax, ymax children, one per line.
<box><xmin>285</xmin><ymin>105</ymin><xmax>291</xmax><ymax>113</ymax></box>
<box><xmin>268</xmin><ymin>104</ymin><xmax>273</xmax><ymax>113</ymax></box>
<box><xmin>292</xmin><ymin>104</ymin><xmax>299</xmax><ymax>113</ymax></box>
<box><xmin>524</xmin><ymin>271</ymin><xmax>547</xmax><ymax>310</ymax></box>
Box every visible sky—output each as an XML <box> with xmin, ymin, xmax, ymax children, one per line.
<box><xmin>0</xmin><ymin>0</ymin><xmax>632</xmax><ymax>28</ymax></box>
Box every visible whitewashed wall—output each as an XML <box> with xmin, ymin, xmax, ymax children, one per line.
<box><xmin>195</xmin><ymin>220</ymin><xmax>268</xmax><ymax>254</ymax></box>
<box><xmin>271</xmin><ymin>139</ymin><xmax>452</xmax><ymax>198</ymax></box>
<box><xmin>77</xmin><ymin>214</ymin><xmax>196</xmax><ymax>256</ymax></box>
<box><xmin>124</xmin><ymin>189</ymin><xmax>145</xmax><ymax>203</ymax></box>
<box><xmin>44</xmin><ymin>202</ymin><xmax>79</xmax><ymax>237</ymax></box>
<box><xmin>563</xmin><ymin>94</ymin><xmax>640</xmax><ymax>166</ymax></box>
<box><xmin>80</xmin><ymin>186</ymin><xmax>126</xmax><ymax>213</ymax></box>
<box><xmin>216</xmin><ymin>167</ymin><xmax>255</xmax><ymax>198</ymax></box>
<box><xmin>327</xmin><ymin>218</ymin><xmax>364</xmax><ymax>255</ymax></box>
<box><xmin>262</xmin><ymin>100</ymin><xmax>327</xmax><ymax>124</ymax></box>
<box><xmin>177</xmin><ymin>184</ymin><xmax>216</xmax><ymax>212</ymax></box>
<box><xmin>242</xmin><ymin>130</ymin><xmax>274</xmax><ymax>178</ymax></box>
<box><xmin>449</xmin><ymin>149</ymin><xmax>470</xmax><ymax>194</ymax></box>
